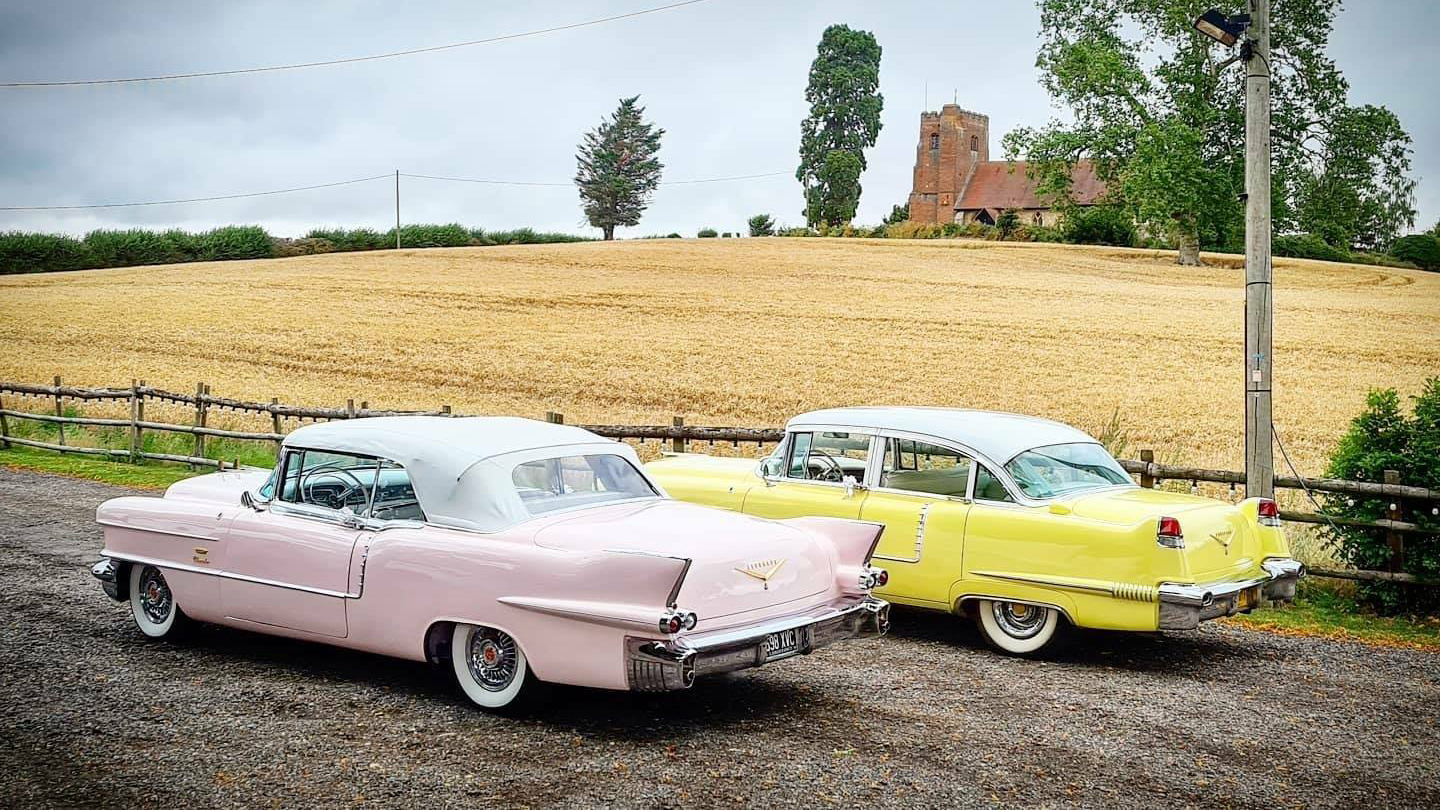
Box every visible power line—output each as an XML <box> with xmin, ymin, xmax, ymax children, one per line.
<box><xmin>401</xmin><ymin>170</ymin><xmax>790</xmax><ymax>187</ymax></box>
<box><xmin>1</xmin><ymin>168</ymin><xmax>790</xmax><ymax>212</ymax></box>
<box><xmin>0</xmin><ymin>174</ymin><xmax>392</xmax><ymax>211</ymax></box>
<box><xmin>1</xmin><ymin>0</ymin><xmax>714</xmax><ymax>88</ymax></box>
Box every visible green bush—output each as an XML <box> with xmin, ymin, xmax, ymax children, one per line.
<box><xmin>697</xmin><ymin>228</ymin><xmax>718</xmax><ymax>238</ymax></box>
<box><xmin>388</xmin><ymin>223</ymin><xmax>471</xmax><ymax>249</ymax></box>
<box><xmin>1061</xmin><ymin>206</ymin><xmax>1136</xmax><ymax>247</ymax></box>
<box><xmin>1389</xmin><ymin>234</ymin><xmax>1440</xmax><ymax>272</ymax></box>
<box><xmin>1273</xmin><ymin>233</ymin><xmax>1349</xmax><ymax>263</ymax></box>
<box><xmin>0</xmin><ymin>231</ymin><xmax>93</xmax><ymax>273</ymax></box>
<box><xmin>197</xmin><ymin>226</ymin><xmax>275</xmax><ymax>261</ymax></box>
<box><xmin>1324</xmin><ymin>379</ymin><xmax>1440</xmax><ymax>614</ymax></box>
<box><xmin>83</xmin><ymin>228</ymin><xmax>188</xmax><ymax>267</ymax></box>
<box><xmin>308</xmin><ymin>227</ymin><xmax>390</xmax><ymax>252</ymax></box>
<box><xmin>747</xmin><ymin>214</ymin><xmax>775</xmax><ymax>237</ymax></box>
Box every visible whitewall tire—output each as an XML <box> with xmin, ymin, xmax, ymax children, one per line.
<box><xmin>450</xmin><ymin>623</ymin><xmax>537</xmax><ymax>711</ymax></box>
<box><xmin>128</xmin><ymin>564</ymin><xmax>192</xmax><ymax>640</ymax></box>
<box><xmin>975</xmin><ymin>599</ymin><xmax>1064</xmax><ymax>656</ymax></box>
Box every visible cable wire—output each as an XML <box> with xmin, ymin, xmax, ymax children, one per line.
<box><xmin>1</xmin><ymin>0</ymin><xmax>713</xmax><ymax>88</ymax></box>
<box><xmin>1273</xmin><ymin>423</ymin><xmax>1348</xmax><ymax>538</ymax></box>
<box><xmin>0</xmin><ymin>174</ymin><xmax>392</xmax><ymax>211</ymax></box>
<box><xmin>401</xmin><ymin>170</ymin><xmax>789</xmax><ymax>187</ymax></box>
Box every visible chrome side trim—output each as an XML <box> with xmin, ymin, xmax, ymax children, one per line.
<box><xmin>970</xmin><ymin>570</ymin><xmax>1117</xmax><ymax>596</ymax></box>
<box><xmin>873</xmin><ymin>502</ymin><xmax>930</xmax><ymax>564</ymax></box>
<box><xmin>100</xmin><ymin>551</ymin><xmax>357</xmax><ymax>599</ymax></box>
<box><xmin>96</xmin><ymin>520</ymin><xmax>221</xmax><ymax>544</ymax></box>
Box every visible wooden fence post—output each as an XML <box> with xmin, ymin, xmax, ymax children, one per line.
<box><xmin>1385</xmin><ymin>469</ymin><xmax>1404</xmax><ymax>573</ymax></box>
<box><xmin>346</xmin><ymin>399</ymin><xmax>356</xmax><ymax>418</ymax></box>
<box><xmin>672</xmin><ymin>415</ymin><xmax>686</xmax><ymax>453</ymax></box>
<box><xmin>270</xmin><ymin>398</ymin><xmax>283</xmax><ymax>455</ymax></box>
<box><xmin>193</xmin><ymin>382</ymin><xmax>208</xmax><ymax>468</ymax></box>
<box><xmin>53</xmin><ymin>375</ymin><xmax>66</xmax><ymax>448</ymax></box>
<box><xmin>129</xmin><ymin>379</ymin><xmax>142</xmax><ymax>463</ymax></box>
<box><xmin>441</xmin><ymin>404</ymin><xmax>452</xmax><ymax>417</ymax></box>
<box><xmin>1139</xmin><ymin>449</ymin><xmax>1155</xmax><ymax>489</ymax></box>
<box><xmin>545</xmin><ymin>411</ymin><xmax>563</xmax><ymax>424</ymax></box>
<box><xmin>0</xmin><ymin>390</ymin><xmax>10</xmax><ymax>450</ymax></box>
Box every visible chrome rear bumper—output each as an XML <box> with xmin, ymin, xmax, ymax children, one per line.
<box><xmin>1158</xmin><ymin>557</ymin><xmax>1305</xmax><ymax>630</ymax></box>
<box><xmin>625</xmin><ymin>596</ymin><xmax>890</xmax><ymax>691</ymax></box>
<box><xmin>91</xmin><ymin>557</ymin><xmax>123</xmax><ymax>601</ymax></box>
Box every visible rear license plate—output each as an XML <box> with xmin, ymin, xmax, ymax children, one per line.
<box><xmin>763</xmin><ymin>628</ymin><xmax>804</xmax><ymax>660</ymax></box>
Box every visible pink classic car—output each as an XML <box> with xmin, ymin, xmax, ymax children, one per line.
<box><xmin>91</xmin><ymin>416</ymin><xmax>890</xmax><ymax>710</ymax></box>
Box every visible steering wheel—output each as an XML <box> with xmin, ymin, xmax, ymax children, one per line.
<box><xmin>807</xmin><ymin>450</ymin><xmax>846</xmax><ymax>482</ymax></box>
<box><xmin>300</xmin><ymin>465</ymin><xmax>369</xmax><ymax>511</ymax></box>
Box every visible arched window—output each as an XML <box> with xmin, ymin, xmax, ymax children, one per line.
<box><xmin>930</xmin><ymin>133</ymin><xmax>940</xmax><ymax>150</ymax></box>
<box><xmin>1033</xmin><ymin>212</ymin><xmax>1044</xmax><ymax>226</ymax></box>
<box><xmin>970</xmin><ymin>135</ymin><xmax>979</xmax><ymax>152</ymax></box>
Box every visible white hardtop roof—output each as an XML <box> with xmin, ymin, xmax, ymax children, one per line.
<box><xmin>787</xmin><ymin>406</ymin><xmax>1098</xmax><ymax>464</ymax></box>
<box><xmin>282</xmin><ymin>416</ymin><xmax>655</xmax><ymax>532</ymax></box>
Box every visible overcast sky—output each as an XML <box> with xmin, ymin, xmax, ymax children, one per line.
<box><xmin>1</xmin><ymin>0</ymin><xmax>1435</xmax><ymax>239</ymax></box>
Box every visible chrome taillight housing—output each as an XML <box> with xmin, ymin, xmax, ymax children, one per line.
<box><xmin>659</xmin><ymin>609</ymin><xmax>698</xmax><ymax>634</ymax></box>
<box><xmin>1156</xmin><ymin>516</ymin><xmax>1184</xmax><ymax>549</ymax></box>
<box><xmin>1257</xmin><ymin>498</ymin><xmax>1282</xmax><ymax>527</ymax></box>
<box><xmin>858</xmin><ymin>566</ymin><xmax>889</xmax><ymax>590</ymax></box>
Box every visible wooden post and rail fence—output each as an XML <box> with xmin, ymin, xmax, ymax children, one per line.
<box><xmin>1</xmin><ymin>379</ymin><xmax>1435</xmax><ymax>587</ymax></box>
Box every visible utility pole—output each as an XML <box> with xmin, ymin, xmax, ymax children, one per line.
<box><xmin>394</xmin><ymin>169</ymin><xmax>401</xmax><ymax>250</ymax></box>
<box><xmin>1243</xmin><ymin>0</ymin><xmax>1273</xmax><ymax>499</ymax></box>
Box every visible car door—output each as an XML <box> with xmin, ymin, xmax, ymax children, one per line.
<box><xmin>957</xmin><ymin>462</ymin><xmax>1074</xmax><ymax>595</ymax></box>
<box><xmin>861</xmin><ymin>436</ymin><xmax>973</xmax><ymax>606</ymax></box>
<box><xmin>741</xmin><ymin>430</ymin><xmax>875</xmax><ymax>521</ymax></box>
<box><xmin>221</xmin><ymin>448</ymin><xmax>375</xmax><ymax>638</ymax></box>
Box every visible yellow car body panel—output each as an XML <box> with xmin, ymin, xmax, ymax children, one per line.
<box><xmin>647</xmin><ymin>453</ymin><xmax>1295</xmax><ymax>632</ymax></box>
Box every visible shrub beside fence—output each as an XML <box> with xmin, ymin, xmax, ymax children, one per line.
<box><xmin>2</xmin><ymin>378</ymin><xmax>1436</xmax><ymax>587</ymax></box>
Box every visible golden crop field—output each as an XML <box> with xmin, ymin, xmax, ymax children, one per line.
<box><xmin>1</xmin><ymin>238</ymin><xmax>1437</xmax><ymax>473</ymax></box>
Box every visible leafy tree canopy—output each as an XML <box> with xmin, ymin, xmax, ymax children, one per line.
<box><xmin>748</xmin><ymin>214</ymin><xmax>776</xmax><ymax>237</ymax></box>
<box><xmin>1005</xmin><ymin>0</ymin><xmax>1416</xmax><ymax>264</ymax></box>
<box><xmin>575</xmin><ymin>96</ymin><xmax>664</xmax><ymax>240</ymax></box>
<box><xmin>797</xmin><ymin>24</ymin><xmax>883</xmax><ymax>227</ymax></box>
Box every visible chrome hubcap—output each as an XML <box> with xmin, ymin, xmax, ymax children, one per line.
<box><xmin>139</xmin><ymin>567</ymin><xmax>172</xmax><ymax>625</ymax></box>
<box><xmin>467</xmin><ymin>628</ymin><xmax>519</xmax><ymax>692</ymax></box>
<box><xmin>991</xmin><ymin>601</ymin><xmax>1047</xmax><ymax>639</ymax></box>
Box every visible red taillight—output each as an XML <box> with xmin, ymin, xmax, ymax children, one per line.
<box><xmin>1257</xmin><ymin>498</ymin><xmax>1281</xmax><ymax>526</ymax></box>
<box><xmin>874</xmin><ymin>568</ymin><xmax>889</xmax><ymax>587</ymax></box>
<box><xmin>1156</xmin><ymin>516</ymin><xmax>1183</xmax><ymax>548</ymax></box>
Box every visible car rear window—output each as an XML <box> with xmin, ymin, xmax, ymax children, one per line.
<box><xmin>510</xmin><ymin>453</ymin><xmax>657</xmax><ymax>515</ymax></box>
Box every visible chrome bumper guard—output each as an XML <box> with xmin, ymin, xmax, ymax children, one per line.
<box><xmin>625</xmin><ymin>596</ymin><xmax>890</xmax><ymax>692</ymax></box>
<box><xmin>91</xmin><ymin>557</ymin><xmax>123</xmax><ymax>601</ymax></box>
<box><xmin>1158</xmin><ymin>557</ymin><xmax>1305</xmax><ymax>630</ymax></box>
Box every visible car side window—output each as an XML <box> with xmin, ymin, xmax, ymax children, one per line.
<box><xmin>879</xmin><ymin>438</ymin><xmax>973</xmax><ymax>497</ymax></box>
<box><xmin>278</xmin><ymin>449</ymin><xmax>379</xmax><ymax>513</ymax></box>
<box><xmin>973</xmin><ymin>465</ymin><xmax>1016</xmax><ymax>503</ymax></box>
<box><xmin>368</xmin><ymin>459</ymin><xmax>427</xmax><ymax>522</ymax></box>
<box><xmin>787</xmin><ymin>431</ymin><xmax>871</xmax><ymax>483</ymax></box>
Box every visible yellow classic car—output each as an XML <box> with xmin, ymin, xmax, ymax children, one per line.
<box><xmin>647</xmin><ymin>407</ymin><xmax>1304</xmax><ymax>655</ymax></box>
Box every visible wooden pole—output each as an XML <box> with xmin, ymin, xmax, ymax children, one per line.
<box><xmin>1243</xmin><ymin>0</ymin><xmax>1274</xmax><ymax>500</ymax></box>
<box><xmin>672</xmin><ymin>415</ymin><xmax>686</xmax><ymax>453</ymax></box>
<box><xmin>0</xmin><ymin>391</ymin><xmax>10</xmax><ymax>449</ymax></box>
<box><xmin>129</xmin><ymin>379</ymin><xmax>142</xmax><ymax>463</ymax></box>
<box><xmin>1139</xmin><ymin>449</ymin><xmax>1155</xmax><ymax>489</ymax></box>
<box><xmin>1385</xmin><ymin>469</ymin><xmax>1404</xmax><ymax>573</ymax></box>
<box><xmin>395</xmin><ymin>169</ymin><xmax>402</xmax><ymax>249</ymax></box>
<box><xmin>545</xmin><ymin>411</ymin><xmax>563</xmax><ymax>424</ymax></box>
<box><xmin>53</xmin><ymin>375</ymin><xmax>66</xmax><ymax>448</ymax></box>
<box><xmin>193</xmin><ymin>382</ymin><xmax>207</xmax><ymax>468</ymax></box>
<box><xmin>270</xmin><ymin>398</ymin><xmax>283</xmax><ymax>455</ymax></box>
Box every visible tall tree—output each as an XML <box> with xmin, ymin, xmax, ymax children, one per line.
<box><xmin>1295</xmin><ymin>105</ymin><xmax>1416</xmax><ymax>251</ymax></box>
<box><xmin>797</xmin><ymin>24</ymin><xmax>883</xmax><ymax>228</ymax></box>
<box><xmin>574</xmin><ymin>96</ymin><xmax>664</xmax><ymax>240</ymax></box>
<box><xmin>1005</xmin><ymin>0</ymin><xmax>1415</xmax><ymax>265</ymax></box>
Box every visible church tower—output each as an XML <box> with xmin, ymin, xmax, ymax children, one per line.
<box><xmin>907</xmin><ymin>104</ymin><xmax>990</xmax><ymax>224</ymax></box>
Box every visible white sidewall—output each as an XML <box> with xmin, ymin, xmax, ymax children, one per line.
<box><xmin>976</xmin><ymin>599</ymin><xmax>1059</xmax><ymax>655</ymax></box>
<box><xmin>129</xmin><ymin>564</ymin><xmax>177</xmax><ymax>638</ymax></box>
<box><xmin>450</xmin><ymin>623</ymin><xmax>529</xmax><ymax>709</ymax></box>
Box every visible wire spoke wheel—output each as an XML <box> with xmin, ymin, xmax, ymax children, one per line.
<box><xmin>128</xmin><ymin>564</ymin><xmax>191</xmax><ymax>640</ymax></box>
<box><xmin>467</xmin><ymin>628</ymin><xmax>520</xmax><ymax>692</ymax></box>
<box><xmin>450</xmin><ymin>623</ymin><xmax>535</xmax><ymax>711</ymax></box>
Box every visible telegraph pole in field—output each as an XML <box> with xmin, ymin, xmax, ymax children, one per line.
<box><xmin>395</xmin><ymin>169</ymin><xmax>401</xmax><ymax>250</ymax></box>
<box><xmin>1243</xmin><ymin>0</ymin><xmax>1273</xmax><ymax>499</ymax></box>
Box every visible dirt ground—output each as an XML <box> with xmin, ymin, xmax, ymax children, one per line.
<box><xmin>1</xmin><ymin>468</ymin><xmax>1436</xmax><ymax>809</ymax></box>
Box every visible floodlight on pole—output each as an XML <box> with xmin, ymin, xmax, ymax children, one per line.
<box><xmin>1193</xmin><ymin>9</ymin><xmax>1250</xmax><ymax>47</ymax></box>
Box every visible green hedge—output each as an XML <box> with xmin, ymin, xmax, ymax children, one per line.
<box><xmin>1</xmin><ymin>224</ymin><xmax>592</xmax><ymax>274</ymax></box>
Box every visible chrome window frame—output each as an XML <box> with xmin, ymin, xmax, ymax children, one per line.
<box><xmin>772</xmin><ymin>427</ymin><xmax>881</xmax><ymax>493</ymax></box>
<box><xmin>261</xmin><ymin>445</ymin><xmax>427</xmax><ymax>531</ymax></box>
<box><xmin>867</xmin><ymin>432</ymin><xmax>977</xmax><ymax>503</ymax></box>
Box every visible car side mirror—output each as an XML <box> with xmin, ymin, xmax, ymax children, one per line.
<box><xmin>240</xmin><ymin>490</ymin><xmax>262</xmax><ymax>511</ymax></box>
<box><xmin>757</xmin><ymin>456</ymin><xmax>783</xmax><ymax>485</ymax></box>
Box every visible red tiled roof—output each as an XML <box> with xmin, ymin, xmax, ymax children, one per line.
<box><xmin>956</xmin><ymin>160</ymin><xmax>1106</xmax><ymax>210</ymax></box>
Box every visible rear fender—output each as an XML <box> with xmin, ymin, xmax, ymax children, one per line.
<box><xmin>492</xmin><ymin>550</ymin><xmax>693</xmax><ymax>633</ymax></box>
<box><xmin>782</xmin><ymin>516</ymin><xmax>885</xmax><ymax>593</ymax></box>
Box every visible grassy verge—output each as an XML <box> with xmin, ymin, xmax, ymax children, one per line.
<box><xmin>1227</xmin><ymin>583</ymin><xmax>1440</xmax><ymax>651</ymax></box>
<box><xmin>0</xmin><ymin>445</ymin><xmax>199</xmax><ymax>489</ymax></box>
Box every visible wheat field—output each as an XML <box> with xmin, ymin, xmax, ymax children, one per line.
<box><xmin>1</xmin><ymin>238</ymin><xmax>1437</xmax><ymax>473</ymax></box>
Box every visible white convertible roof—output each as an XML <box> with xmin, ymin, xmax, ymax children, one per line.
<box><xmin>787</xmin><ymin>407</ymin><xmax>1098</xmax><ymax>464</ymax></box>
<box><xmin>283</xmin><ymin>416</ymin><xmax>652</xmax><ymax>532</ymax></box>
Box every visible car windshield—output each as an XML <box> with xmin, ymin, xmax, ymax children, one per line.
<box><xmin>1003</xmin><ymin>442</ymin><xmax>1132</xmax><ymax>499</ymax></box>
<box><xmin>510</xmin><ymin>453</ymin><xmax>658</xmax><ymax>515</ymax></box>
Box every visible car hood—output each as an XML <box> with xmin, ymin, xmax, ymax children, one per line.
<box><xmin>164</xmin><ymin>468</ymin><xmax>271</xmax><ymax>504</ymax></box>
<box><xmin>532</xmin><ymin>499</ymin><xmax>836</xmax><ymax>626</ymax></box>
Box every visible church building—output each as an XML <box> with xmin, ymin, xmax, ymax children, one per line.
<box><xmin>907</xmin><ymin>104</ymin><xmax>1106</xmax><ymax>226</ymax></box>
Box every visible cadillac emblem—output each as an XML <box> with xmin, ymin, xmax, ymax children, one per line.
<box><xmin>1210</xmin><ymin>529</ymin><xmax>1234</xmax><ymax>554</ymax></box>
<box><xmin>735</xmin><ymin>558</ymin><xmax>786</xmax><ymax>590</ymax></box>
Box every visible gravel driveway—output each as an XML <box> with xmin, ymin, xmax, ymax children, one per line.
<box><xmin>1</xmin><ymin>468</ymin><xmax>1436</xmax><ymax>809</ymax></box>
